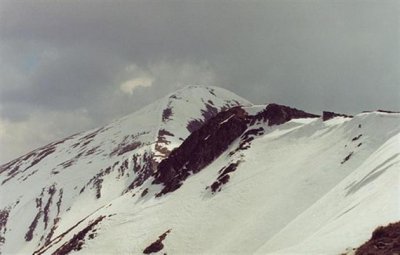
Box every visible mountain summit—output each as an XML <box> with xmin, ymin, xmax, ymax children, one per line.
<box><xmin>0</xmin><ymin>86</ymin><xmax>399</xmax><ymax>254</ymax></box>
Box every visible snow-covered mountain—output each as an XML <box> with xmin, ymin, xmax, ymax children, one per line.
<box><xmin>0</xmin><ymin>86</ymin><xmax>399</xmax><ymax>255</ymax></box>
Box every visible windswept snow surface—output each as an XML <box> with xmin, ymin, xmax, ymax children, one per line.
<box><xmin>0</xmin><ymin>86</ymin><xmax>399</xmax><ymax>255</ymax></box>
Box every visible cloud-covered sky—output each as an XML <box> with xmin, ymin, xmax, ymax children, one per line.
<box><xmin>0</xmin><ymin>0</ymin><xmax>399</xmax><ymax>163</ymax></box>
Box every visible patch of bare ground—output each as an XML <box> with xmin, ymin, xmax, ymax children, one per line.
<box><xmin>143</xmin><ymin>229</ymin><xmax>171</xmax><ymax>254</ymax></box>
<box><xmin>51</xmin><ymin>215</ymin><xmax>106</xmax><ymax>255</ymax></box>
<box><xmin>355</xmin><ymin>221</ymin><xmax>400</xmax><ymax>255</ymax></box>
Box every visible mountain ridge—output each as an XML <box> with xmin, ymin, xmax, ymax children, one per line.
<box><xmin>0</xmin><ymin>85</ymin><xmax>399</xmax><ymax>255</ymax></box>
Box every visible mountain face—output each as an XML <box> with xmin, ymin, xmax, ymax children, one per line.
<box><xmin>0</xmin><ymin>86</ymin><xmax>399</xmax><ymax>255</ymax></box>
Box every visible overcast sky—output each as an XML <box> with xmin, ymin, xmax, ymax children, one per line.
<box><xmin>0</xmin><ymin>0</ymin><xmax>399</xmax><ymax>163</ymax></box>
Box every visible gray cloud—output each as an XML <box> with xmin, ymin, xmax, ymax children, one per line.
<box><xmin>0</xmin><ymin>0</ymin><xmax>399</xmax><ymax>163</ymax></box>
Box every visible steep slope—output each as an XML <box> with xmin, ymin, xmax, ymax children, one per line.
<box><xmin>0</xmin><ymin>86</ymin><xmax>399</xmax><ymax>255</ymax></box>
<box><xmin>0</xmin><ymin>86</ymin><xmax>250</xmax><ymax>254</ymax></box>
<box><xmin>257</xmin><ymin>129</ymin><xmax>400</xmax><ymax>255</ymax></box>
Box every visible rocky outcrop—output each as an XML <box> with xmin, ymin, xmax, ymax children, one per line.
<box><xmin>143</xmin><ymin>229</ymin><xmax>171</xmax><ymax>254</ymax></box>
<box><xmin>252</xmin><ymin>104</ymin><xmax>319</xmax><ymax>126</ymax></box>
<box><xmin>153</xmin><ymin>103</ymin><xmax>319</xmax><ymax>196</ymax></box>
<box><xmin>322</xmin><ymin>111</ymin><xmax>353</xmax><ymax>121</ymax></box>
<box><xmin>186</xmin><ymin>103</ymin><xmax>221</xmax><ymax>133</ymax></box>
<box><xmin>153</xmin><ymin>107</ymin><xmax>249</xmax><ymax>196</ymax></box>
<box><xmin>355</xmin><ymin>221</ymin><xmax>400</xmax><ymax>255</ymax></box>
<box><xmin>52</xmin><ymin>215</ymin><xmax>106</xmax><ymax>255</ymax></box>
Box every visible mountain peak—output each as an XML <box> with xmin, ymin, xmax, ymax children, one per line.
<box><xmin>0</xmin><ymin>87</ymin><xmax>399</xmax><ymax>255</ymax></box>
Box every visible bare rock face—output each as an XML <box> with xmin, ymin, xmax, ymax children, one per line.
<box><xmin>355</xmin><ymin>221</ymin><xmax>400</xmax><ymax>255</ymax></box>
<box><xmin>252</xmin><ymin>103</ymin><xmax>319</xmax><ymax>126</ymax></box>
<box><xmin>143</xmin><ymin>229</ymin><xmax>171</xmax><ymax>254</ymax></box>
<box><xmin>322</xmin><ymin>111</ymin><xmax>353</xmax><ymax>121</ymax></box>
<box><xmin>153</xmin><ymin>103</ymin><xmax>319</xmax><ymax>196</ymax></box>
<box><xmin>152</xmin><ymin>106</ymin><xmax>249</xmax><ymax>196</ymax></box>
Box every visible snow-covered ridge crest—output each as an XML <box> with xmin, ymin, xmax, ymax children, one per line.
<box><xmin>0</xmin><ymin>85</ymin><xmax>399</xmax><ymax>255</ymax></box>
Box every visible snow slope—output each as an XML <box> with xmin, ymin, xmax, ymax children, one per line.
<box><xmin>0</xmin><ymin>86</ymin><xmax>399</xmax><ymax>255</ymax></box>
<box><xmin>0</xmin><ymin>86</ymin><xmax>250</xmax><ymax>254</ymax></box>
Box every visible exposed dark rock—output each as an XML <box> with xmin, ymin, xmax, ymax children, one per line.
<box><xmin>352</xmin><ymin>134</ymin><xmax>362</xmax><ymax>141</ymax></box>
<box><xmin>45</xmin><ymin>217</ymin><xmax>60</xmax><ymax>246</ymax></box>
<box><xmin>153</xmin><ymin>107</ymin><xmax>249</xmax><ymax>196</ymax></box>
<box><xmin>1</xmin><ymin>145</ymin><xmax>57</xmax><ymax>185</ymax></box>
<box><xmin>162</xmin><ymin>107</ymin><xmax>173</xmax><ymax>122</ymax></box>
<box><xmin>209</xmin><ymin>161</ymin><xmax>241</xmax><ymax>193</ymax></box>
<box><xmin>43</xmin><ymin>185</ymin><xmax>57</xmax><ymax>229</ymax></box>
<box><xmin>341</xmin><ymin>152</ymin><xmax>354</xmax><ymax>164</ymax></box>
<box><xmin>34</xmin><ymin>213</ymin><xmax>98</xmax><ymax>255</ymax></box>
<box><xmin>124</xmin><ymin>152</ymin><xmax>156</xmax><ymax>193</ymax></box>
<box><xmin>44</xmin><ymin>189</ymin><xmax>63</xmax><ymax>245</ymax></box>
<box><xmin>21</xmin><ymin>169</ymin><xmax>39</xmax><ymax>181</ymax></box>
<box><xmin>78</xmin><ymin>128</ymin><xmax>106</xmax><ymax>148</ymax></box>
<box><xmin>187</xmin><ymin>103</ymin><xmax>220</xmax><ymax>133</ymax></box>
<box><xmin>87</xmin><ymin>167</ymin><xmax>112</xmax><ymax>199</ymax></box>
<box><xmin>159</xmin><ymin>129</ymin><xmax>174</xmax><ymax>137</ymax></box>
<box><xmin>59</xmin><ymin>152</ymin><xmax>84</xmax><ymax>169</ymax></box>
<box><xmin>0</xmin><ymin>207</ymin><xmax>10</xmax><ymax>245</ymax></box>
<box><xmin>154</xmin><ymin>103</ymin><xmax>319</xmax><ymax>196</ymax></box>
<box><xmin>52</xmin><ymin>215</ymin><xmax>106</xmax><ymax>255</ymax></box>
<box><xmin>141</xmin><ymin>188</ymin><xmax>149</xmax><ymax>197</ymax></box>
<box><xmin>143</xmin><ymin>229</ymin><xmax>171</xmax><ymax>254</ymax></box>
<box><xmin>0</xmin><ymin>134</ymin><xmax>75</xmax><ymax>179</ymax></box>
<box><xmin>252</xmin><ymin>104</ymin><xmax>319</xmax><ymax>126</ymax></box>
<box><xmin>322</xmin><ymin>111</ymin><xmax>353</xmax><ymax>121</ymax></box>
<box><xmin>355</xmin><ymin>221</ymin><xmax>400</xmax><ymax>255</ymax></box>
<box><xmin>377</xmin><ymin>110</ymin><xmax>400</xmax><ymax>114</ymax></box>
<box><xmin>117</xmin><ymin>160</ymin><xmax>128</xmax><ymax>178</ymax></box>
<box><xmin>230</xmin><ymin>127</ymin><xmax>264</xmax><ymax>156</ymax></box>
<box><xmin>25</xmin><ymin>189</ymin><xmax>45</xmax><ymax>241</ymax></box>
<box><xmin>110</xmin><ymin>132</ymin><xmax>149</xmax><ymax>157</ymax></box>
<box><xmin>208</xmin><ymin>88</ymin><xmax>216</xmax><ymax>96</ymax></box>
<box><xmin>85</xmin><ymin>146</ymin><xmax>100</xmax><ymax>156</ymax></box>
<box><xmin>115</xmin><ymin>141</ymin><xmax>142</xmax><ymax>156</ymax></box>
<box><xmin>155</xmin><ymin>129</ymin><xmax>175</xmax><ymax>159</ymax></box>
<box><xmin>362</xmin><ymin>109</ymin><xmax>400</xmax><ymax>114</ymax></box>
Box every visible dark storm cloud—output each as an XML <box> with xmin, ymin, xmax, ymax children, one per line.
<box><xmin>0</xmin><ymin>0</ymin><xmax>399</xmax><ymax>162</ymax></box>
